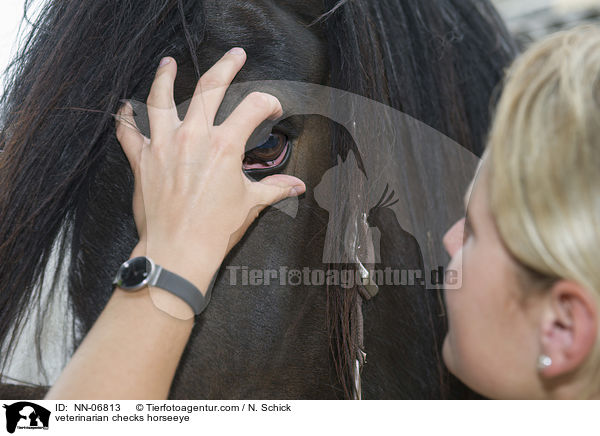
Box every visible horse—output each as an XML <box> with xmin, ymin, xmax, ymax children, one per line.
<box><xmin>0</xmin><ymin>0</ymin><xmax>517</xmax><ymax>399</ymax></box>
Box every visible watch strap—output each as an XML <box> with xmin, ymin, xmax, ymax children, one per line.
<box><xmin>153</xmin><ymin>266</ymin><xmax>216</xmax><ymax>315</ymax></box>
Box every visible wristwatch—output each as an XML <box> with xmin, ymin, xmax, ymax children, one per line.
<box><xmin>112</xmin><ymin>256</ymin><xmax>214</xmax><ymax>315</ymax></box>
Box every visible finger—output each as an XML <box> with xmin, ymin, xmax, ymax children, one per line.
<box><xmin>183</xmin><ymin>47</ymin><xmax>247</xmax><ymax>126</ymax></box>
<box><xmin>146</xmin><ymin>57</ymin><xmax>180</xmax><ymax>142</ymax></box>
<box><xmin>252</xmin><ymin>174</ymin><xmax>306</xmax><ymax>206</ymax></box>
<box><xmin>226</xmin><ymin>175</ymin><xmax>304</xmax><ymax>255</ymax></box>
<box><xmin>218</xmin><ymin>92</ymin><xmax>283</xmax><ymax>153</ymax></box>
<box><xmin>115</xmin><ymin>101</ymin><xmax>147</xmax><ymax>171</ymax></box>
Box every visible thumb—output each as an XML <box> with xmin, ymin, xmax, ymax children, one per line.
<box><xmin>254</xmin><ymin>174</ymin><xmax>306</xmax><ymax>207</ymax></box>
<box><xmin>225</xmin><ymin>175</ymin><xmax>305</xmax><ymax>254</ymax></box>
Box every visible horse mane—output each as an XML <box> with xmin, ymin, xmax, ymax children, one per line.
<box><xmin>0</xmin><ymin>0</ymin><xmax>208</xmax><ymax>383</ymax></box>
<box><xmin>318</xmin><ymin>0</ymin><xmax>517</xmax><ymax>397</ymax></box>
<box><xmin>0</xmin><ymin>0</ymin><xmax>517</xmax><ymax>398</ymax></box>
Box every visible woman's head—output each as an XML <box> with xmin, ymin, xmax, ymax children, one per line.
<box><xmin>443</xmin><ymin>25</ymin><xmax>600</xmax><ymax>399</ymax></box>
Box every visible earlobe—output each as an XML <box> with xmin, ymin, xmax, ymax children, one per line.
<box><xmin>538</xmin><ymin>280</ymin><xmax>598</xmax><ymax>379</ymax></box>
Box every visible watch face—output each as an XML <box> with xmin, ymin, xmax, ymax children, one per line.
<box><xmin>118</xmin><ymin>256</ymin><xmax>153</xmax><ymax>289</ymax></box>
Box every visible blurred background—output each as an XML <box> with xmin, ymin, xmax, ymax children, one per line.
<box><xmin>493</xmin><ymin>0</ymin><xmax>600</xmax><ymax>47</ymax></box>
<box><xmin>0</xmin><ymin>1</ymin><xmax>599</xmax><ymax>88</ymax></box>
<box><xmin>0</xmin><ymin>0</ymin><xmax>28</xmax><ymax>89</ymax></box>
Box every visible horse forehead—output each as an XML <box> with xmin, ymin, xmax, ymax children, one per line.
<box><xmin>205</xmin><ymin>0</ymin><xmax>326</xmax><ymax>23</ymax></box>
<box><xmin>203</xmin><ymin>0</ymin><xmax>326</xmax><ymax>53</ymax></box>
<box><xmin>197</xmin><ymin>0</ymin><xmax>329</xmax><ymax>116</ymax></box>
<box><xmin>275</xmin><ymin>0</ymin><xmax>326</xmax><ymax>19</ymax></box>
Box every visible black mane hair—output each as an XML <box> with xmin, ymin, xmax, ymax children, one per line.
<box><xmin>319</xmin><ymin>0</ymin><xmax>517</xmax><ymax>398</ymax></box>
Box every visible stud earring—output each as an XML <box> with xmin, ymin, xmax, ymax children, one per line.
<box><xmin>537</xmin><ymin>354</ymin><xmax>552</xmax><ymax>370</ymax></box>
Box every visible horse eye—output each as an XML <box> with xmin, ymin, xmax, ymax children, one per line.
<box><xmin>243</xmin><ymin>133</ymin><xmax>289</xmax><ymax>170</ymax></box>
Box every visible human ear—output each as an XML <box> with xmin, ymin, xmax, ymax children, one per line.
<box><xmin>538</xmin><ymin>280</ymin><xmax>598</xmax><ymax>378</ymax></box>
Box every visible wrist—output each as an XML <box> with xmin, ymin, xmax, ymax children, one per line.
<box><xmin>130</xmin><ymin>241</ymin><xmax>147</xmax><ymax>259</ymax></box>
<box><xmin>123</xmin><ymin>242</ymin><xmax>219</xmax><ymax>319</ymax></box>
<box><xmin>131</xmin><ymin>241</ymin><xmax>224</xmax><ymax>297</ymax></box>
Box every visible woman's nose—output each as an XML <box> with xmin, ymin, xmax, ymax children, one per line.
<box><xmin>443</xmin><ymin>218</ymin><xmax>465</xmax><ymax>257</ymax></box>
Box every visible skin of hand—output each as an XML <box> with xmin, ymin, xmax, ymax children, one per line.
<box><xmin>43</xmin><ymin>48</ymin><xmax>306</xmax><ymax>399</ymax></box>
<box><xmin>116</xmin><ymin>48</ymin><xmax>306</xmax><ymax>297</ymax></box>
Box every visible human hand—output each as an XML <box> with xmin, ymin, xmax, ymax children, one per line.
<box><xmin>115</xmin><ymin>48</ymin><xmax>306</xmax><ymax>296</ymax></box>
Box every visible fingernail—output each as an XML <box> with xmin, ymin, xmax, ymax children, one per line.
<box><xmin>159</xmin><ymin>57</ymin><xmax>172</xmax><ymax>67</ymax></box>
<box><xmin>228</xmin><ymin>47</ymin><xmax>245</xmax><ymax>56</ymax></box>
<box><xmin>290</xmin><ymin>186</ymin><xmax>304</xmax><ymax>197</ymax></box>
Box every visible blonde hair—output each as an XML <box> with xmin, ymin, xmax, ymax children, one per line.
<box><xmin>486</xmin><ymin>25</ymin><xmax>600</xmax><ymax>397</ymax></box>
